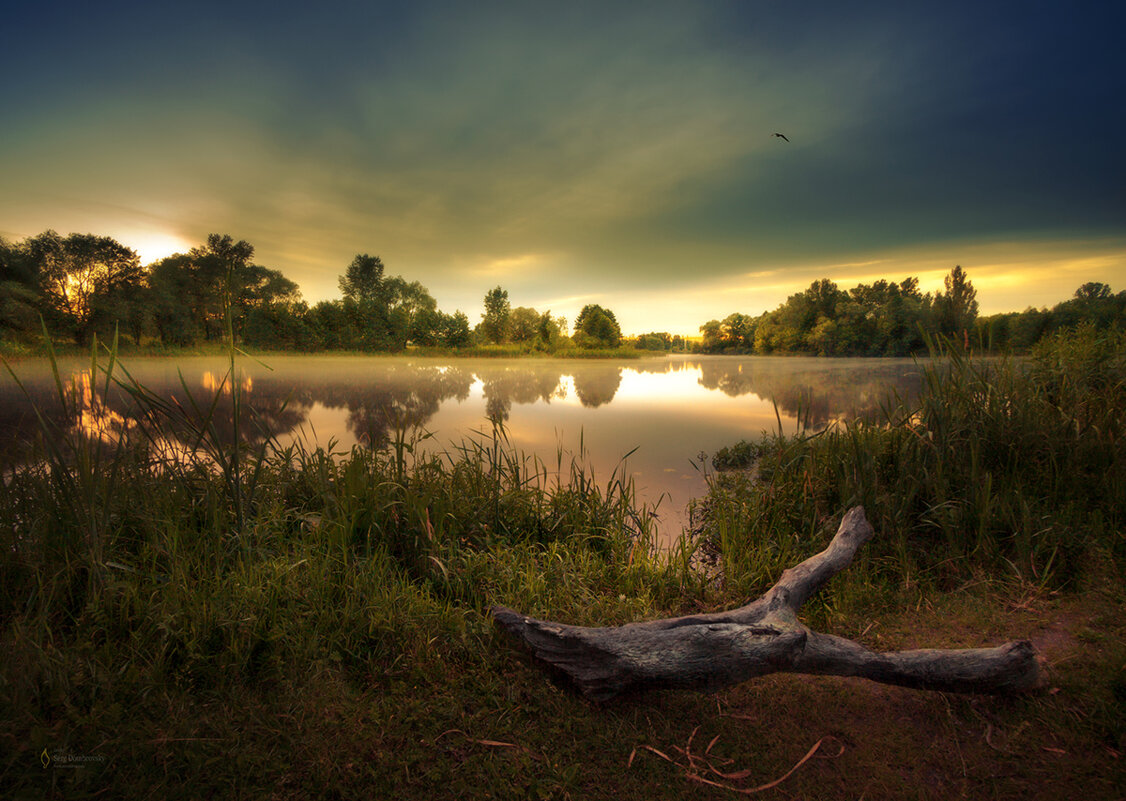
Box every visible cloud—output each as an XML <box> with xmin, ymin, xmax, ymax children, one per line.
<box><xmin>1</xmin><ymin>1</ymin><xmax>1122</xmax><ymax>329</ymax></box>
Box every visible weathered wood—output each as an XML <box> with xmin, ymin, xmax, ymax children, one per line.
<box><xmin>491</xmin><ymin>506</ymin><xmax>1043</xmax><ymax>700</ymax></box>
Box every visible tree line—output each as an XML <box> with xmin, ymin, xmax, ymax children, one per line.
<box><xmin>2</xmin><ymin>230</ymin><xmax>1119</xmax><ymax>354</ymax></box>
<box><xmin>0</xmin><ymin>230</ymin><xmax>638</xmax><ymax>352</ymax></box>
<box><xmin>697</xmin><ymin>266</ymin><xmax>1124</xmax><ymax>355</ymax></box>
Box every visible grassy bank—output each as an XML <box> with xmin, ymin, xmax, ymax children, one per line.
<box><xmin>698</xmin><ymin>326</ymin><xmax>1124</xmax><ymax>591</ymax></box>
<box><xmin>1</xmin><ymin>329</ymin><xmax>1124</xmax><ymax>798</ymax></box>
<box><xmin>0</xmin><ymin>338</ymin><xmax>659</xmax><ymax>363</ymax></box>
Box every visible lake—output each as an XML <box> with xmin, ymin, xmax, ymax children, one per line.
<box><xmin>0</xmin><ymin>354</ymin><xmax>925</xmax><ymax>539</ymax></box>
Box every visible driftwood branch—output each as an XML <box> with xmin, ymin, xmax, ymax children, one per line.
<box><xmin>491</xmin><ymin>507</ymin><xmax>1043</xmax><ymax>701</ymax></box>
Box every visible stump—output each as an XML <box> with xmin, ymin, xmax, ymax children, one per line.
<box><xmin>491</xmin><ymin>507</ymin><xmax>1043</xmax><ymax>701</ymax></box>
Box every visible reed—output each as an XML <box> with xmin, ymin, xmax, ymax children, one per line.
<box><xmin>696</xmin><ymin>325</ymin><xmax>1125</xmax><ymax>595</ymax></box>
<box><xmin>2</xmin><ymin>328</ymin><xmax>1124</xmax><ymax>799</ymax></box>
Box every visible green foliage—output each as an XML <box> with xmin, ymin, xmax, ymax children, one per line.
<box><xmin>574</xmin><ymin>303</ymin><xmax>621</xmax><ymax>347</ymax></box>
<box><xmin>2</xmin><ymin>330</ymin><xmax>1124</xmax><ymax>798</ymax></box>
<box><xmin>480</xmin><ymin>286</ymin><xmax>511</xmax><ymax>344</ymax></box>
<box><xmin>508</xmin><ymin>305</ymin><xmax>541</xmax><ymax>343</ymax></box>
<box><xmin>633</xmin><ymin>331</ymin><xmax>684</xmax><ymax>351</ymax></box>
<box><xmin>710</xmin><ymin>439</ymin><xmax>767</xmax><ymax>471</ymax></box>
<box><xmin>20</xmin><ymin>230</ymin><xmax>144</xmax><ymax>345</ymax></box>
<box><xmin>703</xmin><ymin>274</ymin><xmax>939</xmax><ymax>356</ymax></box>
<box><xmin>699</xmin><ymin>267</ymin><xmax>1120</xmax><ymax>357</ymax></box>
<box><xmin>4</xmin><ymin>228</ymin><xmax>1121</xmax><ymax>362</ymax></box>
<box><xmin>696</xmin><ymin>328</ymin><xmax>1126</xmax><ymax>591</ymax></box>
<box><xmin>338</xmin><ymin>253</ymin><xmax>386</xmax><ymax>303</ymax></box>
<box><xmin>0</xmin><ymin>343</ymin><xmax>671</xmax><ymax>708</ymax></box>
<box><xmin>439</xmin><ymin>310</ymin><xmax>472</xmax><ymax>347</ymax></box>
<box><xmin>933</xmin><ymin>264</ymin><xmax>979</xmax><ymax>340</ymax></box>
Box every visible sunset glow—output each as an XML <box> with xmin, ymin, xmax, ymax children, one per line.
<box><xmin>1</xmin><ymin>1</ymin><xmax>1122</xmax><ymax>335</ymax></box>
<box><xmin>128</xmin><ymin>231</ymin><xmax>195</xmax><ymax>265</ymax></box>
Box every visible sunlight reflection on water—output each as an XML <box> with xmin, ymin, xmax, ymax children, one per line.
<box><xmin>0</xmin><ymin>354</ymin><xmax>924</xmax><ymax>543</ymax></box>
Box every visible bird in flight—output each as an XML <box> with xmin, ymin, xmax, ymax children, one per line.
<box><xmin>772</xmin><ymin>132</ymin><xmax>789</xmax><ymax>142</ymax></box>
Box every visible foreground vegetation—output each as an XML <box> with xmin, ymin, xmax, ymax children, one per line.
<box><xmin>700</xmin><ymin>326</ymin><xmax>1125</xmax><ymax>588</ymax></box>
<box><xmin>1</xmin><ymin>328</ymin><xmax>1123</xmax><ymax>798</ymax></box>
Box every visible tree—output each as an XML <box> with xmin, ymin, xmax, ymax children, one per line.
<box><xmin>306</xmin><ymin>300</ymin><xmax>354</xmax><ymax>349</ymax></box>
<box><xmin>699</xmin><ymin>319</ymin><xmax>723</xmax><ymax>351</ymax></box>
<box><xmin>23</xmin><ymin>230</ymin><xmax>143</xmax><ymax>344</ymax></box>
<box><xmin>0</xmin><ymin>236</ymin><xmax>40</xmax><ymax>341</ymax></box>
<box><xmin>574</xmin><ymin>304</ymin><xmax>621</xmax><ymax>347</ymax></box>
<box><xmin>242</xmin><ymin>301</ymin><xmax>314</xmax><ymax>350</ymax></box>
<box><xmin>934</xmin><ymin>265</ymin><xmax>979</xmax><ymax>342</ymax></box>
<box><xmin>538</xmin><ymin>311</ymin><xmax>567</xmax><ymax>347</ymax></box>
<box><xmin>636</xmin><ymin>332</ymin><xmax>672</xmax><ymax>351</ymax></box>
<box><xmin>384</xmin><ymin>276</ymin><xmax>438</xmax><ymax>348</ymax></box>
<box><xmin>721</xmin><ymin>312</ymin><xmax>755</xmax><ymax>351</ymax></box>
<box><xmin>439</xmin><ymin>311</ymin><xmax>472</xmax><ymax>348</ymax></box>
<box><xmin>230</xmin><ymin>263</ymin><xmax>300</xmax><ymax>342</ymax></box>
<box><xmin>1074</xmin><ymin>282</ymin><xmax>1112</xmax><ymax>302</ymax></box>
<box><xmin>481</xmin><ymin>286</ymin><xmax>511</xmax><ymax>344</ymax></box>
<box><xmin>338</xmin><ymin>254</ymin><xmax>386</xmax><ymax>303</ymax></box>
<box><xmin>335</xmin><ymin>254</ymin><xmax>398</xmax><ymax>350</ymax></box>
<box><xmin>184</xmin><ymin>234</ymin><xmax>256</xmax><ymax>341</ymax></box>
<box><xmin>509</xmin><ymin>306</ymin><xmax>541</xmax><ymax>343</ymax></box>
<box><xmin>148</xmin><ymin>254</ymin><xmax>200</xmax><ymax>346</ymax></box>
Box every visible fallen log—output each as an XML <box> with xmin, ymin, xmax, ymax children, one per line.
<box><xmin>491</xmin><ymin>506</ymin><xmax>1043</xmax><ymax>701</ymax></box>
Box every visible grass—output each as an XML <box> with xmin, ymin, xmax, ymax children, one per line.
<box><xmin>0</xmin><ymin>338</ymin><xmax>660</xmax><ymax>363</ymax></box>
<box><xmin>1</xmin><ymin>326</ymin><xmax>1124</xmax><ymax>798</ymax></box>
<box><xmin>695</xmin><ymin>325</ymin><xmax>1125</xmax><ymax>597</ymax></box>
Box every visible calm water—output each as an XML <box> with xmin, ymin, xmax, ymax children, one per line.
<box><xmin>0</xmin><ymin>354</ymin><xmax>925</xmax><ymax>537</ymax></box>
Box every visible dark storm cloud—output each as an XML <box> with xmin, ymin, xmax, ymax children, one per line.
<box><xmin>1</xmin><ymin>1</ymin><xmax>1123</xmax><ymax>330</ymax></box>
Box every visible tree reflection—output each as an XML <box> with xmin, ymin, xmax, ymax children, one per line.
<box><xmin>0</xmin><ymin>356</ymin><xmax>926</xmax><ymax>467</ymax></box>
<box><xmin>339</xmin><ymin>365</ymin><xmax>473</xmax><ymax>446</ymax></box>
<box><xmin>476</xmin><ymin>365</ymin><xmax>566</xmax><ymax>423</ymax></box>
<box><xmin>694</xmin><ymin>357</ymin><xmax>923</xmax><ymax>427</ymax></box>
<box><xmin>285</xmin><ymin>364</ymin><xmax>474</xmax><ymax>447</ymax></box>
<box><xmin>571</xmin><ymin>364</ymin><xmax>623</xmax><ymax>408</ymax></box>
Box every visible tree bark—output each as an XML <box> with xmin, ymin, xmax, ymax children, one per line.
<box><xmin>491</xmin><ymin>506</ymin><xmax>1043</xmax><ymax>701</ymax></box>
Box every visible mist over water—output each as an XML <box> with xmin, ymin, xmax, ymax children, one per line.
<box><xmin>0</xmin><ymin>354</ymin><xmax>924</xmax><ymax>537</ymax></box>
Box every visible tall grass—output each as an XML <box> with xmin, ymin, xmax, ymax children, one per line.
<box><xmin>2</xmin><ymin>325</ymin><xmax>1124</xmax><ymax>798</ymax></box>
<box><xmin>0</xmin><ymin>331</ymin><xmax>688</xmax><ymax>782</ymax></box>
<box><xmin>696</xmin><ymin>325</ymin><xmax>1126</xmax><ymax>593</ymax></box>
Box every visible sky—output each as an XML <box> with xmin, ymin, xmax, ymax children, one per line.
<box><xmin>2</xmin><ymin>0</ymin><xmax>1124</xmax><ymax>335</ymax></box>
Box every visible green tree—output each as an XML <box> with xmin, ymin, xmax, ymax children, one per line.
<box><xmin>336</xmin><ymin>254</ymin><xmax>395</xmax><ymax>350</ymax></box>
<box><xmin>0</xmin><ymin>236</ymin><xmax>40</xmax><ymax>341</ymax></box>
<box><xmin>1074</xmin><ymin>282</ymin><xmax>1112</xmax><ymax>302</ymax></box>
<box><xmin>242</xmin><ymin>301</ymin><xmax>314</xmax><ymax>350</ymax></box>
<box><xmin>509</xmin><ymin>306</ymin><xmax>541</xmax><ymax>343</ymax></box>
<box><xmin>721</xmin><ymin>312</ymin><xmax>755</xmax><ymax>351</ymax></box>
<box><xmin>23</xmin><ymin>230</ymin><xmax>143</xmax><ymax>344</ymax></box>
<box><xmin>934</xmin><ymin>265</ymin><xmax>979</xmax><ymax>343</ymax></box>
<box><xmin>574</xmin><ymin>304</ymin><xmax>621</xmax><ymax>347</ymax></box>
<box><xmin>339</xmin><ymin>254</ymin><xmax>386</xmax><ymax>303</ymax></box>
<box><xmin>439</xmin><ymin>311</ymin><xmax>472</xmax><ymax>348</ymax></box>
<box><xmin>636</xmin><ymin>332</ymin><xmax>672</xmax><ymax>351</ymax></box>
<box><xmin>148</xmin><ymin>254</ymin><xmax>200</xmax><ymax>346</ymax></box>
<box><xmin>481</xmin><ymin>286</ymin><xmax>511</xmax><ymax>344</ymax></box>
<box><xmin>537</xmin><ymin>311</ymin><xmax>566</xmax><ymax>347</ymax></box>
<box><xmin>699</xmin><ymin>319</ymin><xmax>723</xmax><ymax>351</ymax></box>
<box><xmin>184</xmin><ymin>234</ymin><xmax>256</xmax><ymax>341</ymax></box>
<box><xmin>306</xmin><ymin>300</ymin><xmax>354</xmax><ymax>349</ymax></box>
<box><xmin>384</xmin><ymin>276</ymin><xmax>438</xmax><ymax>348</ymax></box>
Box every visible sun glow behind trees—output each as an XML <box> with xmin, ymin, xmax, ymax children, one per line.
<box><xmin>2</xmin><ymin>227</ymin><xmax>1123</xmax><ymax>356</ymax></box>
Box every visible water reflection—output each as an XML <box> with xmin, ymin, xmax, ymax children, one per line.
<box><xmin>476</xmin><ymin>365</ymin><xmax>567</xmax><ymax>423</ymax></box>
<box><xmin>572</xmin><ymin>364</ymin><xmax>623</xmax><ymax>409</ymax></box>
<box><xmin>694</xmin><ymin>357</ymin><xmax>922</xmax><ymax>427</ymax></box>
<box><xmin>0</xmin><ymin>355</ymin><xmax>924</xmax><ymax>535</ymax></box>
